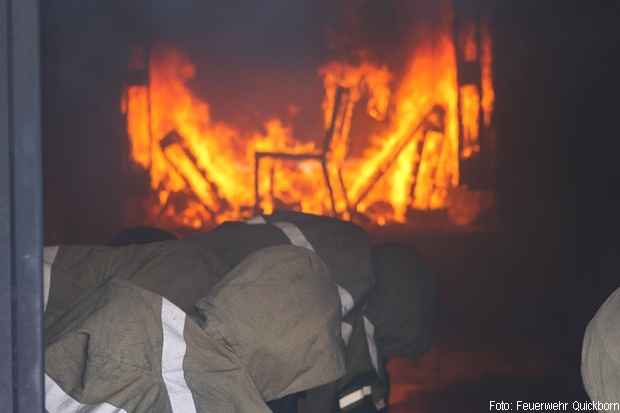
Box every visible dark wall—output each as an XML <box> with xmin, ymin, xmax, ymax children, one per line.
<box><xmin>42</xmin><ymin>1</ymin><xmax>147</xmax><ymax>243</ymax></box>
<box><xmin>493</xmin><ymin>2</ymin><xmax>577</xmax><ymax>256</ymax></box>
<box><xmin>493</xmin><ymin>1</ymin><xmax>618</xmax><ymax>338</ymax></box>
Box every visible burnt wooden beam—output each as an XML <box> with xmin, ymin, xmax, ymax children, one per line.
<box><xmin>253</xmin><ymin>87</ymin><xmax>350</xmax><ymax>216</ymax></box>
<box><xmin>159</xmin><ymin>131</ymin><xmax>217</xmax><ymax>217</ymax></box>
<box><xmin>352</xmin><ymin>105</ymin><xmax>446</xmax><ymax>210</ymax></box>
<box><xmin>255</xmin><ymin>151</ymin><xmax>323</xmax><ymax>160</ymax></box>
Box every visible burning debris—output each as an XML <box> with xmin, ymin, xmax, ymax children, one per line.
<box><xmin>122</xmin><ymin>3</ymin><xmax>494</xmax><ymax>230</ymax></box>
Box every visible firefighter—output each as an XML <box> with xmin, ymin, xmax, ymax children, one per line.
<box><xmin>188</xmin><ymin>212</ymin><xmax>436</xmax><ymax>412</ymax></box>
<box><xmin>44</xmin><ymin>244</ymin><xmax>345</xmax><ymax>412</ymax></box>
<box><xmin>44</xmin><ymin>212</ymin><xmax>437</xmax><ymax>412</ymax></box>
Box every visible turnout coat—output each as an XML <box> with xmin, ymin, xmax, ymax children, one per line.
<box><xmin>189</xmin><ymin>212</ymin><xmax>389</xmax><ymax>412</ymax></box>
<box><xmin>44</xmin><ymin>244</ymin><xmax>345</xmax><ymax>412</ymax></box>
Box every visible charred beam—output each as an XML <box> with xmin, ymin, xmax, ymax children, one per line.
<box><xmin>352</xmin><ymin>105</ymin><xmax>446</xmax><ymax>210</ymax></box>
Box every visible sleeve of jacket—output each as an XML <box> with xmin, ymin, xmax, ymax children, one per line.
<box><xmin>45</xmin><ymin>244</ymin><xmax>137</xmax><ymax>327</ymax></box>
<box><xmin>45</xmin><ymin>240</ymin><xmax>228</xmax><ymax>327</ymax></box>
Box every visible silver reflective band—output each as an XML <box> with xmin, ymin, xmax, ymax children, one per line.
<box><xmin>337</xmin><ymin>285</ymin><xmax>355</xmax><ymax>317</ymax></box>
<box><xmin>43</xmin><ymin>246</ymin><xmax>59</xmax><ymax>312</ymax></box>
<box><xmin>253</xmin><ymin>219</ymin><xmax>358</xmax><ymax>340</ymax></box>
<box><xmin>341</xmin><ymin>321</ymin><xmax>354</xmax><ymax>345</ymax></box>
<box><xmin>338</xmin><ymin>385</ymin><xmax>372</xmax><ymax>409</ymax></box>
<box><xmin>363</xmin><ymin>316</ymin><xmax>380</xmax><ymax>374</ymax></box>
<box><xmin>45</xmin><ymin>374</ymin><xmax>128</xmax><ymax>413</ymax></box>
<box><xmin>272</xmin><ymin>221</ymin><xmax>356</xmax><ymax>317</ymax></box>
<box><xmin>161</xmin><ymin>298</ymin><xmax>198</xmax><ymax>413</ymax></box>
<box><xmin>273</xmin><ymin>221</ymin><xmax>315</xmax><ymax>251</ymax></box>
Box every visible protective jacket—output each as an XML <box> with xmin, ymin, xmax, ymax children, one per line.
<box><xmin>189</xmin><ymin>212</ymin><xmax>388</xmax><ymax>412</ymax></box>
<box><xmin>44</xmin><ymin>244</ymin><xmax>345</xmax><ymax>412</ymax></box>
<box><xmin>582</xmin><ymin>286</ymin><xmax>620</xmax><ymax>406</ymax></box>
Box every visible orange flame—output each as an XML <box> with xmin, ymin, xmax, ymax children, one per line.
<box><xmin>124</xmin><ymin>19</ymin><xmax>493</xmax><ymax>229</ymax></box>
<box><xmin>481</xmin><ymin>21</ymin><xmax>495</xmax><ymax>127</ymax></box>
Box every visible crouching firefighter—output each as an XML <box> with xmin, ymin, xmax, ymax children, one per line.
<box><xmin>43</xmin><ymin>211</ymin><xmax>437</xmax><ymax>412</ymax></box>
<box><xmin>43</xmin><ymin>243</ymin><xmax>346</xmax><ymax>412</ymax></box>
<box><xmin>189</xmin><ymin>211</ymin><xmax>436</xmax><ymax>412</ymax></box>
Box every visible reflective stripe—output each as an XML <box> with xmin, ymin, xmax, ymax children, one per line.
<box><xmin>246</xmin><ymin>215</ymin><xmax>267</xmax><ymax>224</ymax></box>
<box><xmin>363</xmin><ymin>316</ymin><xmax>380</xmax><ymax>374</ymax></box>
<box><xmin>337</xmin><ymin>285</ymin><xmax>354</xmax><ymax>316</ymax></box>
<box><xmin>254</xmin><ymin>219</ymin><xmax>357</xmax><ymax>342</ymax></box>
<box><xmin>45</xmin><ymin>374</ymin><xmax>127</xmax><ymax>413</ymax></box>
<box><xmin>43</xmin><ymin>246</ymin><xmax>58</xmax><ymax>312</ymax></box>
<box><xmin>272</xmin><ymin>221</ymin><xmax>355</xmax><ymax>317</ymax></box>
<box><xmin>273</xmin><ymin>221</ymin><xmax>315</xmax><ymax>251</ymax></box>
<box><xmin>43</xmin><ymin>263</ymin><xmax>51</xmax><ymax>312</ymax></box>
<box><xmin>161</xmin><ymin>298</ymin><xmax>197</xmax><ymax>413</ymax></box>
<box><xmin>338</xmin><ymin>385</ymin><xmax>372</xmax><ymax>409</ymax></box>
<box><xmin>341</xmin><ymin>321</ymin><xmax>353</xmax><ymax>346</ymax></box>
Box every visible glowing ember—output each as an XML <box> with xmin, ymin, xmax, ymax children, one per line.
<box><xmin>123</xmin><ymin>14</ymin><xmax>494</xmax><ymax>229</ymax></box>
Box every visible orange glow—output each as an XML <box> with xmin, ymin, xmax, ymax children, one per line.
<box><xmin>125</xmin><ymin>86</ymin><xmax>151</xmax><ymax>168</ymax></box>
<box><xmin>125</xmin><ymin>18</ymin><xmax>494</xmax><ymax>229</ymax></box>
<box><xmin>481</xmin><ymin>22</ymin><xmax>495</xmax><ymax>127</ymax></box>
<box><xmin>342</xmin><ymin>36</ymin><xmax>460</xmax><ymax>218</ymax></box>
<box><xmin>461</xmin><ymin>22</ymin><xmax>478</xmax><ymax>62</ymax></box>
<box><xmin>460</xmin><ymin>84</ymin><xmax>481</xmax><ymax>158</ymax></box>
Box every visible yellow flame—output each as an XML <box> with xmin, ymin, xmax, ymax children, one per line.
<box><xmin>125</xmin><ymin>18</ymin><xmax>493</xmax><ymax>228</ymax></box>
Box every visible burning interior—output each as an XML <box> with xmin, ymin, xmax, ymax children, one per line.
<box><xmin>28</xmin><ymin>0</ymin><xmax>590</xmax><ymax>411</ymax></box>
<box><xmin>120</xmin><ymin>0</ymin><xmax>496</xmax><ymax>231</ymax></box>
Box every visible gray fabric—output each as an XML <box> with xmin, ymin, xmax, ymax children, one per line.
<box><xmin>341</xmin><ymin>308</ymin><xmax>386</xmax><ymax>383</ymax></box>
<box><xmin>46</xmin><ymin>280</ymin><xmax>183</xmax><ymax>412</ymax></box>
<box><xmin>189</xmin><ymin>211</ymin><xmax>375</xmax><ymax>309</ymax></box>
<box><xmin>297</xmin><ymin>308</ymin><xmax>388</xmax><ymax>413</ymax></box>
<box><xmin>45</xmin><ymin>240</ymin><xmax>228</xmax><ymax>327</ymax></box>
<box><xmin>45</xmin><ymin>245</ymin><xmax>345</xmax><ymax>412</ymax></box>
<box><xmin>195</xmin><ymin>246</ymin><xmax>345</xmax><ymax>401</ymax></box>
<box><xmin>251</xmin><ymin>212</ymin><xmax>384</xmax><ymax>413</ymax></box>
<box><xmin>365</xmin><ymin>244</ymin><xmax>437</xmax><ymax>359</ymax></box>
<box><xmin>188</xmin><ymin>221</ymin><xmax>289</xmax><ymax>273</ymax></box>
<box><xmin>265</xmin><ymin>211</ymin><xmax>375</xmax><ymax>306</ymax></box>
<box><xmin>46</xmin><ymin>279</ymin><xmax>264</xmax><ymax>412</ymax></box>
<box><xmin>582</xmin><ymin>286</ymin><xmax>620</xmax><ymax>405</ymax></box>
<box><xmin>46</xmin><ymin>212</ymin><xmax>383</xmax><ymax>412</ymax></box>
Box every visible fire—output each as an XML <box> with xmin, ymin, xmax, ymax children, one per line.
<box><xmin>123</xmin><ymin>12</ymin><xmax>494</xmax><ymax>229</ymax></box>
<box><xmin>343</xmin><ymin>37</ymin><xmax>459</xmax><ymax>221</ymax></box>
<box><xmin>481</xmin><ymin>21</ymin><xmax>495</xmax><ymax>128</ymax></box>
